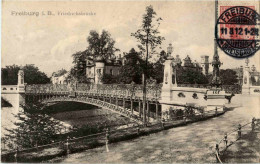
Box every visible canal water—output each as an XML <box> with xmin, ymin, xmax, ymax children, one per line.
<box><xmin>49</xmin><ymin>94</ymin><xmax>260</xmax><ymax>163</ymax></box>
<box><xmin>49</xmin><ymin>107</ymin><xmax>133</xmax><ymax>128</ymax></box>
<box><xmin>1</xmin><ymin>102</ymin><xmax>133</xmax><ymax>138</ymax></box>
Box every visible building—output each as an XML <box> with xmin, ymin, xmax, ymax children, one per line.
<box><xmin>51</xmin><ymin>72</ymin><xmax>69</xmax><ymax>84</ymax></box>
<box><xmin>182</xmin><ymin>55</ymin><xmax>203</xmax><ymax>72</ymax></box>
<box><xmin>86</xmin><ymin>55</ymin><xmax>123</xmax><ymax>84</ymax></box>
<box><xmin>201</xmin><ymin>55</ymin><xmax>209</xmax><ymax>76</ymax></box>
<box><xmin>166</xmin><ymin>44</ymin><xmax>208</xmax><ymax>75</ymax></box>
<box><xmin>232</xmin><ymin>66</ymin><xmax>243</xmax><ymax>85</ymax></box>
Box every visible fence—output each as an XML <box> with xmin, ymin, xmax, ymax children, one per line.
<box><xmin>215</xmin><ymin>118</ymin><xmax>259</xmax><ymax>163</ymax></box>
<box><xmin>1</xmin><ymin>108</ymin><xmax>223</xmax><ymax>162</ymax></box>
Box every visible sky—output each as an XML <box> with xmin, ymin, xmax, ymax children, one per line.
<box><xmin>2</xmin><ymin>0</ymin><xmax>260</xmax><ymax>76</ymax></box>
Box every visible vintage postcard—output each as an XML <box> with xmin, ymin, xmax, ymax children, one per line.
<box><xmin>1</xmin><ymin>0</ymin><xmax>260</xmax><ymax>163</ymax></box>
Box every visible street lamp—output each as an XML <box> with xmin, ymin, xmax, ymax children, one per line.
<box><xmin>251</xmin><ymin>65</ymin><xmax>256</xmax><ymax>72</ymax></box>
<box><xmin>167</xmin><ymin>43</ymin><xmax>173</xmax><ymax>55</ymax></box>
<box><xmin>173</xmin><ymin>59</ymin><xmax>178</xmax><ymax>86</ymax></box>
<box><xmin>74</xmin><ymin>66</ymin><xmax>78</xmax><ymax>90</ymax></box>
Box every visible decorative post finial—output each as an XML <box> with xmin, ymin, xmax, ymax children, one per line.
<box><xmin>245</xmin><ymin>58</ymin><xmax>249</xmax><ymax>67</ymax></box>
<box><xmin>18</xmin><ymin>70</ymin><xmax>24</xmax><ymax>86</ymax></box>
<box><xmin>167</xmin><ymin>43</ymin><xmax>173</xmax><ymax>57</ymax></box>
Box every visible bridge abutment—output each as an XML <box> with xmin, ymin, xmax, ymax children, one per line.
<box><xmin>1</xmin><ymin>70</ymin><xmax>25</xmax><ymax>108</ymax></box>
<box><xmin>159</xmin><ymin>46</ymin><xmax>229</xmax><ymax>118</ymax></box>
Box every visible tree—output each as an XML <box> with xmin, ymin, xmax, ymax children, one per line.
<box><xmin>157</xmin><ymin>50</ymin><xmax>167</xmax><ymax>64</ymax></box>
<box><xmin>101</xmin><ymin>73</ymin><xmax>119</xmax><ymax>84</ymax></box>
<box><xmin>68</xmin><ymin>67</ymin><xmax>89</xmax><ymax>84</ymax></box>
<box><xmin>152</xmin><ymin>61</ymin><xmax>164</xmax><ymax>84</ymax></box>
<box><xmin>1</xmin><ymin>65</ymin><xmax>20</xmax><ymax>85</ymax></box>
<box><xmin>219</xmin><ymin>69</ymin><xmax>238</xmax><ymax>85</ymax></box>
<box><xmin>151</xmin><ymin>50</ymin><xmax>167</xmax><ymax>83</ymax></box>
<box><xmin>4</xmin><ymin>103</ymin><xmax>63</xmax><ymax>149</ymax></box>
<box><xmin>51</xmin><ymin>69</ymin><xmax>67</xmax><ymax>77</ymax></box>
<box><xmin>87</xmin><ymin>30</ymin><xmax>120</xmax><ymax>60</ymax></box>
<box><xmin>118</xmin><ymin>48</ymin><xmax>144</xmax><ymax>84</ymax></box>
<box><xmin>23</xmin><ymin>64</ymin><xmax>50</xmax><ymax>84</ymax></box>
<box><xmin>70</xmin><ymin>51</ymin><xmax>88</xmax><ymax>83</ymax></box>
<box><xmin>131</xmin><ymin>5</ymin><xmax>164</xmax><ymax>123</ymax></box>
<box><xmin>1</xmin><ymin>64</ymin><xmax>50</xmax><ymax>85</ymax></box>
<box><xmin>69</xmin><ymin>30</ymin><xmax>119</xmax><ymax>83</ymax></box>
<box><xmin>177</xmin><ymin>68</ymin><xmax>209</xmax><ymax>84</ymax></box>
<box><xmin>131</xmin><ymin>5</ymin><xmax>165</xmax><ymax>61</ymax></box>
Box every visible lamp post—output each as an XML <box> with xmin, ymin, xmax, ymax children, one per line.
<box><xmin>172</xmin><ymin>60</ymin><xmax>178</xmax><ymax>86</ymax></box>
<box><xmin>142</xmin><ymin>66</ymin><xmax>148</xmax><ymax>125</ymax></box>
<box><xmin>74</xmin><ymin>66</ymin><xmax>78</xmax><ymax>91</ymax></box>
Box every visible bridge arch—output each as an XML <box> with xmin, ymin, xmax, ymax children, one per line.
<box><xmin>36</xmin><ymin>96</ymin><xmax>143</xmax><ymax>124</ymax></box>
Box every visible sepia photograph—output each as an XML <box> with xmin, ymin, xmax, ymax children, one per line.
<box><xmin>1</xmin><ymin>0</ymin><xmax>260</xmax><ymax>163</ymax></box>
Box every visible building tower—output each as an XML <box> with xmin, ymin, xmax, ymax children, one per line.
<box><xmin>95</xmin><ymin>56</ymin><xmax>105</xmax><ymax>84</ymax></box>
<box><xmin>201</xmin><ymin>55</ymin><xmax>209</xmax><ymax>76</ymax></box>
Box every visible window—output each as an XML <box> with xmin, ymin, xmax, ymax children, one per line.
<box><xmin>3</xmin><ymin>88</ymin><xmax>7</xmax><ymax>90</ymax></box>
<box><xmin>10</xmin><ymin>88</ymin><xmax>13</xmax><ymax>90</ymax></box>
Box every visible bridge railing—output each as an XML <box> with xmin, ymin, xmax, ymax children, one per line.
<box><xmin>26</xmin><ymin>83</ymin><xmax>241</xmax><ymax>96</ymax></box>
<box><xmin>177</xmin><ymin>84</ymin><xmax>241</xmax><ymax>94</ymax></box>
<box><xmin>26</xmin><ymin>84</ymin><xmax>71</xmax><ymax>93</ymax></box>
<box><xmin>26</xmin><ymin>83</ymin><xmax>162</xmax><ymax>100</ymax></box>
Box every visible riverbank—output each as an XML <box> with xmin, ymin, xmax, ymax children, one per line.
<box><xmin>46</xmin><ymin>95</ymin><xmax>259</xmax><ymax>163</ymax></box>
<box><xmin>1</xmin><ymin>108</ymin><xmax>224</xmax><ymax>163</ymax></box>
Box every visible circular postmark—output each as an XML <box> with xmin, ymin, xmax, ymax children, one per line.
<box><xmin>215</xmin><ymin>6</ymin><xmax>260</xmax><ymax>58</ymax></box>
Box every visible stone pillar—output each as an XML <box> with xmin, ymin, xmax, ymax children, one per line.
<box><xmin>95</xmin><ymin>58</ymin><xmax>105</xmax><ymax>84</ymax></box>
<box><xmin>161</xmin><ymin>57</ymin><xmax>174</xmax><ymax>102</ymax></box>
<box><xmin>160</xmin><ymin>48</ymin><xmax>175</xmax><ymax>119</ymax></box>
<box><xmin>242</xmin><ymin>59</ymin><xmax>251</xmax><ymax>94</ymax></box>
<box><xmin>17</xmin><ymin>70</ymin><xmax>25</xmax><ymax>106</ymax></box>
